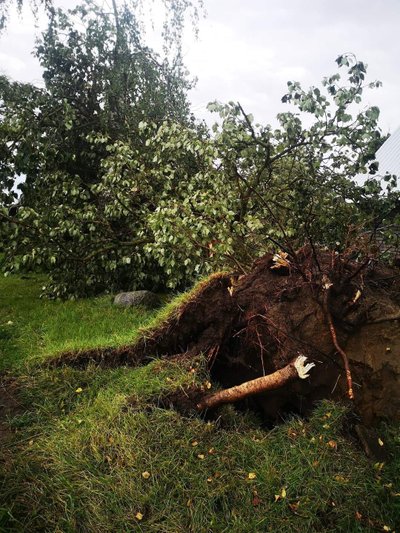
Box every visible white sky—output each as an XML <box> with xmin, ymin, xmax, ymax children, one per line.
<box><xmin>0</xmin><ymin>0</ymin><xmax>399</xmax><ymax>132</ymax></box>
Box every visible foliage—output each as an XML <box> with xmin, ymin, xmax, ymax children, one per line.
<box><xmin>1</xmin><ymin>45</ymin><xmax>399</xmax><ymax>296</ymax></box>
<box><xmin>0</xmin><ymin>0</ymin><xmax>200</xmax><ymax>296</ymax></box>
<box><xmin>0</xmin><ymin>0</ymin><xmax>52</xmax><ymax>32</ymax></box>
<box><xmin>84</xmin><ymin>54</ymin><xmax>398</xmax><ymax>289</ymax></box>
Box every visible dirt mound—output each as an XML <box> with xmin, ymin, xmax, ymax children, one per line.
<box><xmin>52</xmin><ymin>246</ymin><xmax>400</xmax><ymax>424</ymax></box>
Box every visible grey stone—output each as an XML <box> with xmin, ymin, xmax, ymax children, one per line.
<box><xmin>113</xmin><ymin>290</ymin><xmax>161</xmax><ymax>309</ymax></box>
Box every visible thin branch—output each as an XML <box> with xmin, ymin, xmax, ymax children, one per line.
<box><xmin>366</xmin><ymin>313</ymin><xmax>400</xmax><ymax>325</ymax></box>
<box><xmin>322</xmin><ymin>286</ymin><xmax>354</xmax><ymax>400</ymax></box>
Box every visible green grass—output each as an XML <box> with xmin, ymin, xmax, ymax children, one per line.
<box><xmin>0</xmin><ymin>274</ymin><xmax>158</xmax><ymax>370</ymax></box>
<box><xmin>1</xmin><ymin>273</ymin><xmax>399</xmax><ymax>532</ymax></box>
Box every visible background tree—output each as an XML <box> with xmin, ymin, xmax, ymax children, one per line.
<box><xmin>0</xmin><ymin>0</ymin><xmax>200</xmax><ymax>296</ymax></box>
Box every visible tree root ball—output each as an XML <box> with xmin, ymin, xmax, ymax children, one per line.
<box><xmin>52</xmin><ymin>245</ymin><xmax>400</xmax><ymax>424</ymax></box>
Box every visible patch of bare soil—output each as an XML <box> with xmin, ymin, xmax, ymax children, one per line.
<box><xmin>51</xmin><ymin>246</ymin><xmax>400</xmax><ymax>425</ymax></box>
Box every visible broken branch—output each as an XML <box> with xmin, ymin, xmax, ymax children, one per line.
<box><xmin>197</xmin><ymin>355</ymin><xmax>315</xmax><ymax>411</ymax></box>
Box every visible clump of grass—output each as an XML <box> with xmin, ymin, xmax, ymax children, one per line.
<box><xmin>3</xmin><ymin>381</ymin><xmax>399</xmax><ymax>532</ymax></box>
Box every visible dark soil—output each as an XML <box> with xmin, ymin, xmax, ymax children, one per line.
<box><xmin>52</xmin><ymin>246</ymin><xmax>400</xmax><ymax>425</ymax></box>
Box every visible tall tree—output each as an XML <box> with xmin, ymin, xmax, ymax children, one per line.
<box><xmin>0</xmin><ymin>0</ymin><xmax>199</xmax><ymax>295</ymax></box>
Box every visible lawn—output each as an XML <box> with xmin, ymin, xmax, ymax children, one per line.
<box><xmin>0</xmin><ymin>273</ymin><xmax>399</xmax><ymax>532</ymax></box>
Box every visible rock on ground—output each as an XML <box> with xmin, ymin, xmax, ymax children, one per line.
<box><xmin>113</xmin><ymin>290</ymin><xmax>161</xmax><ymax>309</ymax></box>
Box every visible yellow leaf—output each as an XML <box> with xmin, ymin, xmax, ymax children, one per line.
<box><xmin>197</xmin><ymin>454</ymin><xmax>205</xmax><ymax>460</ymax></box>
<box><xmin>75</xmin><ymin>387</ymin><xmax>83</xmax><ymax>393</ymax></box>
<box><xmin>281</xmin><ymin>487</ymin><xmax>287</xmax><ymax>499</ymax></box>
<box><xmin>334</xmin><ymin>475</ymin><xmax>349</xmax><ymax>483</ymax></box>
<box><xmin>191</xmin><ymin>441</ymin><xmax>198</xmax><ymax>447</ymax></box>
<box><xmin>142</xmin><ymin>471</ymin><xmax>151</xmax><ymax>479</ymax></box>
<box><xmin>383</xmin><ymin>526</ymin><xmax>391</xmax><ymax>532</ymax></box>
<box><xmin>378</xmin><ymin>438</ymin><xmax>384</xmax><ymax>446</ymax></box>
<box><xmin>248</xmin><ymin>472</ymin><xmax>257</xmax><ymax>480</ymax></box>
<box><xmin>135</xmin><ymin>512</ymin><xmax>143</xmax><ymax>521</ymax></box>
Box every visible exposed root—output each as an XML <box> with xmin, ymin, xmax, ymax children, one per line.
<box><xmin>323</xmin><ymin>285</ymin><xmax>354</xmax><ymax>400</ymax></box>
<box><xmin>197</xmin><ymin>356</ymin><xmax>315</xmax><ymax>411</ymax></box>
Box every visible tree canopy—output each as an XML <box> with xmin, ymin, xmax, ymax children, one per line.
<box><xmin>1</xmin><ymin>1</ymin><xmax>399</xmax><ymax>297</ymax></box>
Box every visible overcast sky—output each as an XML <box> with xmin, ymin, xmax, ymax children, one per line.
<box><xmin>0</xmin><ymin>0</ymin><xmax>399</xmax><ymax>132</ymax></box>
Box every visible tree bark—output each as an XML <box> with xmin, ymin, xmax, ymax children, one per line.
<box><xmin>197</xmin><ymin>356</ymin><xmax>315</xmax><ymax>411</ymax></box>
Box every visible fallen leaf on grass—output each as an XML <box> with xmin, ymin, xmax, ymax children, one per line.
<box><xmin>75</xmin><ymin>387</ymin><xmax>83</xmax><ymax>393</ymax></box>
<box><xmin>288</xmin><ymin>501</ymin><xmax>300</xmax><ymax>514</ymax></box>
<box><xmin>135</xmin><ymin>512</ymin><xmax>143</xmax><ymax>521</ymax></box>
<box><xmin>248</xmin><ymin>472</ymin><xmax>257</xmax><ymax>480</ymax></box>
<box><xmin>274</xmin><ymin>487</ymin><xmax>286</xmax><ymax>502</ymax></box>
<box><xmin>252</xmin><ymin>491</ymin><xmax>261</xmax><ymax>507</ymax></box>
<box><xmin>142</xmin><ymin>471</ymin><xmax>151</xmax><ymax>479</ymax></box>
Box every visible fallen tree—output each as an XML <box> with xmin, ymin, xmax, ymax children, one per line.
<box><xmin>52</xmin><ymin>245</ymin><xmax>400</xmax><ymax>424</ymax></box>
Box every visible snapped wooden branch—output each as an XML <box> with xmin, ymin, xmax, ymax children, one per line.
<box><xmin>196</xmin><ymin>355</ymin><xmax>315</xmax><ymax>411</ymax></box>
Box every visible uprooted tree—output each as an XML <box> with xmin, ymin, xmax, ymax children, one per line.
<box><xmin>52</xmin><ymin>244</ymin><xmax>400</xmax><ymax>425</ymax></box>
